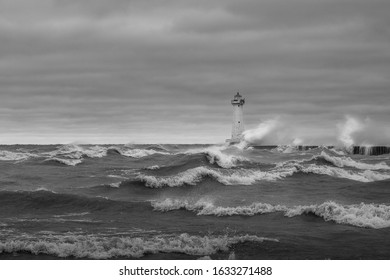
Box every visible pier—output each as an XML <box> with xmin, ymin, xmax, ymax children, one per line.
<box><xmin>251</xmin><ymin>145</ymin><xmax>390</xmax><ymax>156</ymax></box>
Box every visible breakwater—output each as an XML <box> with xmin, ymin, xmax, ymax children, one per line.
<box><xmin>252</xmin><ymin>145</ymin><xmax>390</xmax><ymax>156</ymax></box>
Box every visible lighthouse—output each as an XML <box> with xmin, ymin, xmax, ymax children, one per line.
<box><xmin>226</xmin><ymin>92</ymin><xmax>245</xmax><ymax>144</ymax></box>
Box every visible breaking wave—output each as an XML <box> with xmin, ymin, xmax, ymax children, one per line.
<box><xmin>183</xmin><ymin>145</ymin><xmax>249</xmax><ymax>168</ymax></box>
<box><xmin>329</xmin><ymin>148</ymin><xmax>346</xmax><ymax>156</ymax></box>
<box><xmin>144</xmin><ymin>165</ymin><xmax>160</xmax><ymax>170</ymax></box>
<box><xmin>285</xmin><ymin>201</ymin><xmax>390</xmax><ymax>229</ymax></box>
<box><xmin>41</xmin><ymin>144</ymin><xmax>108</xmax><ymax>165</ymax></box>
<box><xmin>0</xmin><ymin>150</ymin><xmax>37</xmax><ymax>161</ymax></box>
<box><xmin>152</xmin><ymin>199</ymin><xmax>390</xmax><ymax>229</ymax></box>
<box><xmin>318</xmin><ymin>151</ymin><xmax>390</xmax><ymax>170</ymax></box>
<box><xmin>48</xmin><ymin>144</ymin><xmax>108</xmax><ymax>159</ymax></box>
<box><xmin>136</xmin><ymin>166</ymin><xmax>292</xmax><ymax>188</ymax></box>
<box><xmin>0</xmin><ymin>233</ymin><xmax>278</xmax><ymax>259</ymax></box>
<box><xmin>152</xmin><ymin>198</ymin><xmax>286</xmax><ymax>216</ymax></box>
<box><xmin>137</xmin><ymin>159</ymin><xmax>390</xmax><ymax>187</ymax></box>
<box><xmin>41</xmin><ymin>144</ymin><xmax>172</xmax><ymax>164</ymax></box>
<box><xmin>299</xmin><ymin>164</ymin><xmax>390</xmax><ymax>182</ymax></box>
<box><xmin>271</xmin><ymin>145</ymin><xmax>299</xmax><ymax>154</ymax></box>
<box><xmin>276</xmin><ymin>157</ymin><xmax>390</xmax><ymax>182</ymax></box>
<box><xmin>111</xmin><ymin>147</ymin><xmax>170</xmax><ymax>158</ymax></box>
<box><xmin>44</xmin><ymin>157</ymin><xmax>83</xmax><ymax>166</ymax></box>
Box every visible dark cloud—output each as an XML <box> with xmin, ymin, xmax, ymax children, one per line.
<box><xmin>0</xmin><ymin>0</ymin><xmax>389</xmax><ymax>144</ymax></box>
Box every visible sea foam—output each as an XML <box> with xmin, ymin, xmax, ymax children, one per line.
<box><xmin>0</xmin><ymin>150</ymin><xmax>37</xmax><ymax>161</ymax></box>
<box><xmin>152</xmin><ymin>198</ymin><xmax>286</xmax><ymax>216</ymax></box>
<box><xmin>152</xmin><ymin>199</ymin><xmax>390</xmax><ymax>229</ymax></box>
<box><xmin>285</xmin><ymin>201</ymin><xmax>390</xmax><ymax>229</ymax></box>
<box><xmin>137</xmin><ymin>166</ymin><xmax>291</xmax><ymax>188</ymax></box>
<box><xmin>301</xmin><ymin>164</ymin><xmax>390</xmax><ymax>182</ymax></box>
<box><xmin>0</xmin><ymin>233</ymin><xmax>278</xmax><ymax>259</ymax></box>
<box><xmin>183</xmin><ymin>145</ymin><xmax>249</xmax><ymax>168</ymax></box>
<box><xmin>318</xmin><ymin>151</ymin><xmax>390</xmax><ymax>170</ymax></box>
<box><xmin>138</xmin><ymin>158</ymin><xmax>390</xmax><ymax>187</ymax></box>
<box><xmin>50</xmin><ymin>144</ymin><xmax>108</xmax><ymax>159</ymax></box>
<box><xmin>110</xmin><ymin>147</ymin><xmax>170</xmax><ymax>158</ymax></box>
<box><xmin>43</xmin><ymin>144</ymin><xmax>108</xmax><ymax>165</ymax></box>
<box><xmin>276</xmin><ymin>159</ymin><xmax>390</xmax><ymax>183</ymax></box>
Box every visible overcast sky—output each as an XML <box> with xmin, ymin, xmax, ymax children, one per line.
<box><xmin>0</xmin><ymin>0</ymin><xmax>389</xmax><ymax>144</ymax></box>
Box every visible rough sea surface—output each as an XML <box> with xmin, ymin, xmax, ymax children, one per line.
<box><xmin>0</xmin><ymin>144</ymin><xmax>390</xmax><ymax>259</ymax></box>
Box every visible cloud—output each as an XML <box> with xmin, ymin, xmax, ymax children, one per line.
<box><xmin>0</xmin><ymin>0</ymin><xmax>389</xmax><ymax>143</ymax></box>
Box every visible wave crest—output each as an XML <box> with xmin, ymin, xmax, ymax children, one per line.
<box><xmin>44</xmin><ymin>157</ymin><xmax>83</xmax><ymax>166</ymax></box>
<box><xmin>0</xmin><ymin>150</ymin><xmax>37</xmax><ymax>161</ymax></box>
<box><xmin>152</xmin><ymin>198</ymin><xmax>286</xmax><ymax>216</ymax></box>
<box><xmin>184</xmin><ymin>146</ymin><xmax>249</xmax><ymax>168</ymax></box>
<box><xmin>152</xmin><ymin>199</ymin><xmax>390</xmax><ymax>229</ymax></box>
<box><xmin>50</xmin><ymin>144</ymin><xmax>107</xmax><ymax>159</ymax></box>
<box><xmin>109</xmin><ymin>147</ymin><xmax>170</xmax><ymax>158</ymax></box>
<box><xmin>276</xmin><ymin>159</ymin><xmax>390</xmax><ymax>182</ymax></box>
<box><xmin>285</xmin><ymin>201</ymin><xmax>390</xmax><ymax>229</ymax></box>
<box><xmin>318</xmin><ymin>151</ymin><xmax>390</xmax><ymax>170</ymax></box>
<box><xmin>137</xmin><ymin>166</ymin><xmax>290</xmax><ymax>188</ymax></box>
<box><xmin>0</xmin><ymin>233</ymin><xmax>277</xmax><ymax>259</ymax></box>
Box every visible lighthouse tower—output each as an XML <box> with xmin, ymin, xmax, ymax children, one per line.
<box><xmin>226</xmin><ymin>92</ymin><xmax>245</xmax><ymax>144</ymax></box>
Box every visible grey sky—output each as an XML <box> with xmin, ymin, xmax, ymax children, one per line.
<box><xmin>0</xmin><ymin>0</ymin><xmax>389</xmax><ymax>144</ymax></box>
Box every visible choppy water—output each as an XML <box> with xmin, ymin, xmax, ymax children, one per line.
<box><xmin>0</xmin><ymin>143</ymin><xmax>390</xmax><ymax>259</ymax></box>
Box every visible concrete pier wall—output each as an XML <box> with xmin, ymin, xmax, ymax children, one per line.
<box><xmin>251</xmin><ymin>145</ymin><xmax>390</xmax><ymax>155</ymax></box>
<box><xmin>352</xmin><ymin>146</ymin><xmax>390</xmax><ymax>156</ymax></box>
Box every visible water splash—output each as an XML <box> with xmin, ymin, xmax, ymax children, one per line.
<box><xmin>337</xmin><ymin>116</ymin><xmax>363</xmax><ymax>151</ymax></box>
<box><xmin>242</xmin><ymin>118</ymin><xmax>281</xmax><ymax>145</ymax></box>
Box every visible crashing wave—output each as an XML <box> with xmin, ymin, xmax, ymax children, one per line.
<box><xmin>137</xmin><ymin>166</ymin><xmax>292</xmax><ymax>188</ymax></box>
<box><xmin>138</xmin><ymin>159</ymin><xmax>390</xmax><ymax>187</ymax></box>
<box><xmin>110</xmin><ymin>147</ymin><xmax>170</xmax><ymax>158</ymax></box>
<box><xmin>109</xmin><ymin>182</ymin><xmax>122</xmax><ymax>188</ymax></box>
<box><xmin>318</xmin><ymin>151</ymin><xmax>390</xmax><ymax>170</ymax></box>
<box><xmin>0</xmin><ymin>150</ymin><xmax>37</xmax><ymax>161</ymax></box>
<box><xmin>300</xmin><ymin>164</ymin><xmax>390</xmax><ymax>182</ymax></box>
<box><xmin>183</xmin><ymin>145</ymin><xmax>249</xmax><ymax>168</ymax></box>
<box><xmin>0</xmin><ymin>233</ymin><xmax>278</xmax><ymax>259</ymax></box>
<box><xmin>152</xmin><ymin>198</ymin><xmax>287</xmax><ymax>216</ymax></box>
<box><xmin>285</xmin><ymin>201</ymin><xmax>390</xmax><ymax>229</ymax></box>
<box><xmin>329</xmin><ymin>148</ymin><xmax>346</xmax><ymax>156</ymax></box>
<box><xmin>43</xmin><ymin>144</ymin><xmax>108</xmax><ymax>165</ymax></box>
<box><xmin>152</xmin><ymin>199</ymin><xmax>390</xmax><ymax>229</ymax></box>
<box><xmin>49</xmin><ymin>144</ymin><xmax>108</xmax><ymax>159</ymax></box>
<box><xmin>271</xmin><ymin>145</ymin><xmax>298</xmax><ymax>154</ymax></box>
<box><xmin>144</xmin><ymin>165</ymin><xmax>160</xmax><ymax>170</ymax></box>
<box><xmin>45</xmin><ymin>144</ymin><xmax>171</xmax><ymax>162</ymax></box>
<box><xmin>275</xmin><ymin>158</ymin><xmax>390</xmax><ymax>183</ymax></box>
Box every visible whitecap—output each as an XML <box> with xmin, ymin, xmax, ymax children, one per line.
<box><xmin>137</xmin><ymin>166</ymin><xmax>290</xmax><ymax>188</ymax></box>
<box><xmin>285</xmin><ymin>201</ymin><xmax>390</xmax><ymax>229</ymax></box>
<box><xmin>0</xmin><ymin>233</ymin><xmax>278</xmax><ymax>259</ymax></box>
<box><xmin>45</xmin><ymin>157</ymin><xmax>83</xmax><ymax>166</ymax></box>
<box><xmin>152</xmin><ymin>198</ymin><xmax>287</xmax><ymax>216</ymax></box>
<box><xmin>112</xmin><ymin>147</ymin><xmax>170</xmax><ymax>158</ymax></box>
<box><xmin>0</xmin><ymin>150</ymin><xmax>37</xmax><ymax>161</ymax></box>
<box><xmin>53</xmin><ymin>212</ymin><xmax>90</xmax><ymax>218</ymax></box>
<box><xmin>109</xmin><ymin>182</ymin><xmax>121</xmax><ymax>188</ymax></box>
<box><xmin>145</xmin><ymin>165</ymin><xmax>160</xmax><ymax>170</ymax></box>
<box><xmin>319</xmin><ymin>151</ymin><xmax>390</xmax><ymax>170</ymax></box>
<box><xmin>152</xmin><ymin>199</ymin><xmax>390</xmax><ymax>229</ymax></box>
<box><xmin>183</xmin><ymin>145</ymin><xmax>249</xmax><ymax>168</ymax></box>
